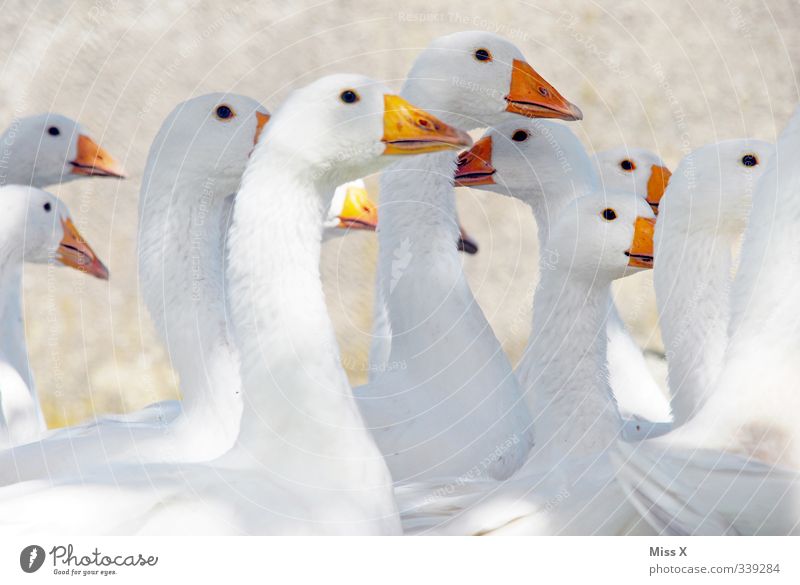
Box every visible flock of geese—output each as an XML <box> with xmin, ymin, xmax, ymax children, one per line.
<box><xmin>0</xmin><ymin>30</ymin><xmax>798</xmax><ymax>535</ymax></box>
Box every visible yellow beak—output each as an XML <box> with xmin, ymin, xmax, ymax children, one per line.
<box><xmin>382</xmin><ymin>95</ymin><xmax>472</xmax><ymax>155</ymax></box>
<box><xmin>646</xmin><ymin>165</ymin><xmax>672</xmax><ymax>214</ymax></box>
<box><xmin>57</xmin><ymin>218</ymin><xmax>109</xmax><ymax>280</ymax></box>
<box><xmin>506</xmin><ymin>59</ymin><xmax>583</xmax><ymax>121</ymax></box>
<box><xmin>626</xmin><ymin>216</ymin><xmax>655</xmax><ymax>269</ymax></box>
<box><xmin>337</xmin><ymin>184</ymin><xmax>378</xmax><ymax>231</ymax></box>
<box><xmin>70</xmin><ymin>134</ymin><xmax>126</xmax><ymax>179</ymax></box>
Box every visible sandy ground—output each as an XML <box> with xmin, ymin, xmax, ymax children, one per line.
<box><xmin>0</xmin><ymin>0</ymin><xmax>797</xmax><ymax>427</ymax></box>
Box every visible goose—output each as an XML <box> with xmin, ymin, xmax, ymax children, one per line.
<box><xmin>653</xmin><ymin>139</ymin><xmax>774</xmax><ymax>427</ymax></box>
<box><xmin>612</xmin><ymin>121</ymin><xmax>800</xmax><ymax>534</ymax></box>
<box><xmin>0</xmin><ymin>114</ymin><xmax>124</xmax><ymax>444</ymax></box>
<box><xmin>0</xmin><ymin>74</ymin><xmax>471</xmax><ymax>535</ymax></box>
<box><xmin>0</xmin><ymin>113</ymin><xmax>126</xmax><ymax>187</ymax></box>
<box><xmin>455</xmin><ymin>119</ymin><xmax>670</xmax><ymax>434</ymax></box>
<box><xmin>0</xmin><ymin>185</ymin><xmax>108</xmax><ymax>447</ymax></box>
<box><xmin>0</xmin><ymin>94</ymin><xmax>383</xmax><ymax>483</ymax></box>
<box><xmin>591</xmin><ymin>147</ymin><xmax>673</xmax><ymax>427</ymax></box>
<box><xmin>593</xmin><ymin>146</ymin><xmax>672</xmax><ymax>214</ymax></box>
<box><xmin>356</xmin><ymin>31</ymin><xmax>581</xmax><ymax>483</ymax></box>
<box><xmin>398</xmin><ymin>191</ymin><xmax>658</xmax><ymax>535</ymax></box>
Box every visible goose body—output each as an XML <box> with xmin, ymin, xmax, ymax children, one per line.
<box><xmin>397</xmin><ymin>190</ymin><xmax>658</xmax><ymax>534</ymax></box>
<box><xmin>0</xmin><ymin>74</ymin><xmax>470</xmax><ymax>535</ymax></box>
<box><xmin>357</xmin><ymin>31</ymin><xmax>581</xmax><ymax>483</ymax></box>
<box><xmin>0</xmin><ymin>95</ymin><xmax>382</xmax><ymax>483</ymax></box>
<box><xmin>456</xmin><ymin>120</ymin><xmax>670</xmax><ymax>438</ymax></box>
<box><xmin>613</xmin><ymin>120</ymin><xmax>800</xmax><ymax>535</ymax></box>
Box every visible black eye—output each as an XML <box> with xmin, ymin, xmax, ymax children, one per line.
<box><xmin>214</xmin><ymin>105</ymin><xmax>234</xmax><ymax>120</ymax></box>
<box><xmin>511</xmin><ymin>130</ymin><xmax>529</xmax><ymax>142</ymax></box>
<box><xmin>620</xmin><ymin>159</ymin><xmax>635</xmax><ymax>171</ymax></box>
<box><xmin>474</xmin><ymin>48</ymin><xmax>492</xmax><ymax>62</ymax></box>
<box><xmin>742</xmin><ymin>154</ymin><xmax>758</xmax><ymax>167</ymax></box>
<box><xmin>601</xmin><ymin>208</ymin><xmax>617</xmax><ymax>221</ymax></box>
<box><xmin>43</xmin><ymin>202</ymin><xmax>51</xmax><ymax>212</ymax></box>
<box><xmin>340</xmin><ymin>90</ymin><xmax>360</xmax><ymax>104</ymax></box>
<box><xmin>48</xmin><ymin>126</ymin><xmax>60</xmax><ymax>136</ymax></box>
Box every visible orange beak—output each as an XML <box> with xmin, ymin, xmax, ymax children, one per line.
<box><xmin>382</xmin><ymin>95</ymin><xmax>472</xmax><ymax>155</ymax></box>
<box><xmin>337</xmin><ymin>183</ymin><xmax>378</xmax><ymax>231</ymax></box>
<box><xmin>70</xmin><ymin>134</ymin><xmax>126</xmax><ymax>179</ymax></box>
<box><xmin>254</xmin><ymin>110</ymin><xmax>270</xmax><ymax>145</ymax></box>
<box><xmin>506</xmin><ymin>59</ymin><xmax>583</xmax><ymax>121</ymax></box>
<box><xmin>457</xmin><ymin>224</ymin><xmax>479</xmax><ymax>255</ymax></box>
<box><xmin>646</xmin><ymin>164</ymin><xmax>672</xmax><ymax>214</ymax></box>
<box><xmin>625</xmin><ymin>216</ymin><xmax>655</xmax><ymax>270</ymax></box>
<box><xmin>57</xmin><ymin>218</ymin><xmax>109</xmax><ymax>280</ymax></box>
<box><xmin>454</xmin><ymin>136</ymin><xmax>496</xmax><ymax>187</ymax></box>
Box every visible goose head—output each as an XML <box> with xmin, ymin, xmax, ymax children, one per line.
<box><xmin>2</xmin><ymin>114</ymin><xmax>126</xmax><ymax>186</ymax></box>
<box><xmin>0</xmin><ymin>185</ymin><xmax>108</xmax><ymax>279</ymax></box>
<box><xmin>401</xmin><ymin>31</ymin><xmax>582</xmax><ymax>130</ymax></box>
<box><xmin>548</xmin><ymin>192</ymin><xmax>656</xmax><ymax>281</ymax></box>
<box><xmin>325</xmin><ymin>180</ymin><xmax>379</xmax><ymax>233</ymax></box>
<box><xmin>259</xmin><ymin>73</ymin><xmax>472</xmax><ymax>191</ymax></box>
<box><xmin>146</xmin><ymin>93</ymin><xmax>270</xmax><ymax>190</ymax></box>
<box><xmin>593</xmin><ymin>147</ymin><xmax>671</xmax><ymax>214</ymax></box>
<box><xmin>455</xmin><ymin>118</ymin><xmax>592</xmax><ymax>208</ymax></box>
<box><xmin>658</xmin><ymin>139</ymin><xmax>774</xmax><ymax>237</ymax></box>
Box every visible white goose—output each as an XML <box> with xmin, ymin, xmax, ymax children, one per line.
<box><xmin>0</xmin><ymin>114</ymin><xmax>123</xmax><ymax>444</ymax></box>
<box><xmin>0</xmin><ymin>185</ymin><xmax>108</xmax><ymax>447</ymax></box>
<box><xmin>612</xmin><ymin>124</ymin><xmax>800</xmax><ymax>534</ymax></box>
<box><xmin>0</xmin><ymin>113</ymin><xmax>125</xmax><ymax>187</ymax></box>
<box><xmin>356</xmin><ymin>31</ymin><xmax>582</xmax><ymax>483</ymax></box>
<box><xmin>593</xmin><ymin>146</ymin><xmax>672</xmax><ymax>214</ymax></box>
<box><xmin>0</xmin><ymin>95</ymin><xmax>382</xmax><ymax>482</ymax></box>
<box><xmin>398</xmin><ymin>191</ymin><xmax>658</xmax><ymax>535</ymax></box>
<box><xmin>0</xmin><ymin>74</ymin><xmax>471</xmax><ymax>535</ymax></box>
<box><xmin>652</xmin><ymin>140</ymin><xmax>773</xmax><ymax>426</ymax></box>
<box><xmin>455</xmin><ymin>119</ymin><xmax>670</xmax><ymax>436</ymax></box>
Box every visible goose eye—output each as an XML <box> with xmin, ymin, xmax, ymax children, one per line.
<box><xmin>43</xmin><ymin>202</ymin><xmax>51</xmax><ymax>212</ymax></box>
<box><xmin>47</xmin><ymin>126</ymin><xmax>60</xmax><ymax>137</ymax></box>
<box><xmin>340</xmin><ymin>90</ymin><xmax>360</xmax><ymax>104</ymax></box>
<box><xmin>620</xmin><ymin>159</ymin><xmax>635</xmax><ymax>171</ymax></box>
<box><xmin>511</xmin><ymin>130</ymin><xmax>529</xmax><ymax>142</ymax></box>
<box><xmin>601</xmin><ymin>208</ymin><xmax>617</xmax><ymax>221</ymax></box>
<box><xmin>214</xmin><ymin>105</ymin><xmax>235</xmax><ymax>120</ymax></box>
<box><xmin>741</xmin><ymin>154</ymin><xmax>758</xmax><ymax>167</ymax></box>
<box><xmin>474</xmin><ymin>48</ymin><xmax>492</xmax><ymax>62</ymax></box>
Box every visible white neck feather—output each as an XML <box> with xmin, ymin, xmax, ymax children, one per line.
<box><xmin>654</xmin><ymin>220</ymin><xmax>734</xmax><ymax>425</ymax></box>
<box><xmin>137</xmin><ymin>166</ymin><xmax>242</xmax><ymax>445</ymax></box>
<box><xmin>518</xmin><ymin>269</ymin><xmax>621</xmax><ymax>461</ymax></box>
<box><xmin>225</xmin><ymin>145</ymin><xmax>389</xmax><ymax>488</ymax></box>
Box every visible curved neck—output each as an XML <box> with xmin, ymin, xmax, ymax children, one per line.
<box><xmin>654</xmin><ymin>219</ymin><xmax>734</xmax><ymax>425</ymax></box>
<box><xmin>377</xmin><ymin>152</ymin><xmax>466</xmax><ymax>360</ymax></box>
<box><xmin>520</xmin><ymin>151</ymin><xmax>597</xmax><ymax>251</ymax></box>
<box><xmin>225</xmin><ymin>146</ymin><xmax>382</xmax><ymax>485</ymax></box>
<box><xmin>518</xmin><ymin>269</ymin><xmax>621</xmax><ymax>460</ymax></box>
<box><xmin>137</xmin><ymin>169</ymin><xmax>242</xmax><ymax>436</ymax></box>
<box><xmin>0</xmin><ymin>251</ymin><xmax>42</xmax><ymax>444</ymax></box>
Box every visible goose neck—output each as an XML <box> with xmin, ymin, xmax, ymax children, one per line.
<box><xmin>224</xmin><ymin>145</ymin><xmax>378</xmax><ymax>478</ymax></box>
<box><xmin>519</xmin><ymin>269</ymin><xmax>621</xmax><ymax>458</ymax></box>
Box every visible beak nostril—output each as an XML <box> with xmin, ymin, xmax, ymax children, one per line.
<box><xmin>538</xmin><ymin>87</ymin><xmax>549</xmax><ymax>97</ymax></box>
<box><xmin>418</xmin><ymin>119</ymin><xmax>429</xmax><ymax>128</ymax></box>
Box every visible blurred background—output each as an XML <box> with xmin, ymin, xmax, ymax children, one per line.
<box><xmin>0</xmin><ymin>0</ymin><xmax>797</xmax><ymax>427</ymax></box>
